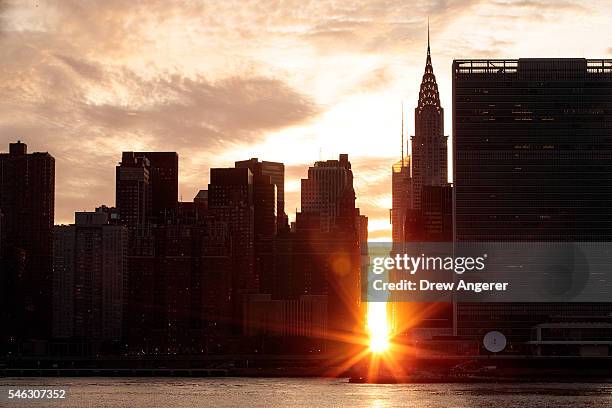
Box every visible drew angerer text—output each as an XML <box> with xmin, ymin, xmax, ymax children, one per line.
<box><xmin>372</xmin><ymin>279</ymin><xmax>509</xmax><ymax>293</ymax></box>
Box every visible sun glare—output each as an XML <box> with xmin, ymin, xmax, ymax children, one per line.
<box><xmin>367</xmin><ymin>302</ymin><xmax>390</xmax><ymax>353</ymax></box>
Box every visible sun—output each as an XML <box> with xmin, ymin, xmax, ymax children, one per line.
<box><xmin>367</xmin><ymin>302</ymin><xmax>390</xmax><ymax>353</ymax></box>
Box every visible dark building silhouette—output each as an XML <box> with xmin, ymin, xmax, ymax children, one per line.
<box><xmin>132</xmin><ymin>152</ymin><xmax>178</xmax><ymax>224</ymax></box>
<box><xmin>125</xmin><ymin>219</ymin><xmax>232</xmax><ymax>354</ymax></box>
<box><xmin>404</xmin><ymin>185</ymin><xmax>453</xmax><ymax>242</ymax></box>
<box><xmin>52</xmin><ymin>210</ymin><xmax>128</xmax><ymax>342</ymax></box>
<box><xmin>116</xmin><ymin>153</ymin><xmax>151</xmax><ymax>227</ymax></box>
<box><xmin>0</xmin><ymin>141</ymin><xmax>55</xmax><ymax>345</ymax></box>
<box><xmin>411</xmin><ymin>28</ymin><xmax>448</xmax><ymax>210</ymax></box>
<box><xmin>208</xmin><ymin>167</ymin><xmax>256</xmax><ymax>294</ymax></box>
<box><xmin>391</xmin><ymin>156</ymin><xmax>411</xmax><ymax>243</ymax></box>
<box><xmin>207</xmin><ymin>167</ymin><xmax>256</xmax><ymax>336</ymax></box>
<box><xmin>116</xmin><ymin>151</ymin><xmax>179</xmax><ymax>227</ymax></box>
<box><xmin>453</xmin><ymin>58</ymin><xmax>612</xmax><ymax>348</ymax></box>
<box><xmin>52</xmin><ymin>225</ymin><xmax>75</xmax><ymax>339</ymax></box>
<box><xmin>235</xmin><ymin>158</ymin><xmax>287</xmax><ymax>230</ymax></box>
<box><xmin>391</xmin><ymin>29</ymin><xmax>452</xmax><ymax>339</ymax></box>
<box><xmin>0</xmin><ymin>209</ymin><xmax>5</xmax><ymax>259</ymax></box>
<box><xmin>301</xmin><ymin>154</ymin><xmax>357</xmax><ymax>233</ymax></box>
<box><xmin>391</xmin><ymin>28</ymin><xmax>449</xmax><ymax>243</ymax></box>
<box><xmin>235</xmin><ymin>159</ymin><xmax>278</xmax><ymax>294</ymax></box>
<box><xmin>286</xmin><ymin>155</ymin><xmax>363</xmax><ymax>344</ymax></box>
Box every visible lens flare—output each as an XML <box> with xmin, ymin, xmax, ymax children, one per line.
<box><xmin>367</xmin><ymin>302</ymin><xmax>390</xmax><ymax>353</ymax></box>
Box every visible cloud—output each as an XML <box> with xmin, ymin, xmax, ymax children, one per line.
<box><xmin>0</xmin><ymin>16</ymin><xmax>319</xmax><ymax>223</ymax></box>
<box><xmin>2</xmin><ymin>0</ymin><xmax>608</xmax><ymax>239</ymax></box>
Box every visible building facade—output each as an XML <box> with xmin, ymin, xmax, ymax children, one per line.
<box><xmin>0</xmin><ymin>141</ymin><xmax>55</xmax><ymax>342</ymax></box>
<box><xmin>453</xmin><ymin>58</ymin><xmax>612</xmax><ymax>347</ymax></box>
<box><xmin>52</xmin><ymin>210</ymin><xmax>128</xmax><ymax>342</ymax></box>
<box><xmin>116</xmin><ymin>153</ymin><xmax>151</xmax><ymax>227</ymax></box>
<box><xmin>411</xmin><ymin>32</ymin><xmax>448</xmax><ymax>210</ymax></box>
<box><xmin>131</xmin><ymin>152</ymin><xmax>179</xmax><ymax>224</ymax></box>
<box><xmin>235</xmin><ymin>158</ymin><xmax>287</xmax><ymax>230</ymax></box>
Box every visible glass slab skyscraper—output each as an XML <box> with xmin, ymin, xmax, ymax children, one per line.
<box><xmin>453</xmin><ymin>58</ymin><xmax>612</xmax><ymax>348</ymax></box>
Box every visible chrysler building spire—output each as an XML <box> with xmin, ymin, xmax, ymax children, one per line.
<box><xmin>418</xmin><ymin>19</ymin><xmax>441</xmax><ymax>111</ymax></box>
<box><xmin>411</xmin><ymin>23</ymin><xmax>448</xmax><ymax>209</ymax></box>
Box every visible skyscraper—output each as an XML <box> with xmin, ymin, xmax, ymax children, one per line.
<box><xmin>52</xmin><ymin>225</ymin><xmax>76</xmax><ymax>339</ymax></box>
<box><xmin>391</xmin><ymin>28</ymin><xmax>449</xmax><ymax>244</ymax></box>
<box><xmin>132</xmin><ymin>152</ymin><xmax>179</xmax><ymax>224</ymax></box>
<box><xmin>295</xmin><ymin>154</ymin><xmax>362</xmax><ymax>342</ymax></box>
<box><xmin>391</xmin><ymin>29</ymin><xmax>452</xmax><ymax>340</ymax></box>
<box><xmin>208</xmin><ymin>167</ymin><xmax>256</xmax><ymax>294</ymax></box>
<box><xmin>53</xmin><ymin>210</ymin><xmax>128</xmax><ymax>342</ymax></box>
<box><xmin>0</xmin><ymin>141</ymin><xmax>55</xmax><ymax>341</ymax></box>
<box><xmin>235</xmin><ymin>158</ymin><xmax>287</xmax><ymax>229</ymax></box>
<box><xmin>115</xmin><ymin>153</ymin><xmax>151</xmax><ymax>227</ymax></box>
<box><xmin>301</xmin><ymin>154</ymin><xmax>357</xmax><ymax>233</ymax></box>
<box><xmin>235</xmin><ymin>159</ymin><xmax>280</xmax><ymax>294</ymax></box>
<box><xmin>411</xmin><ymin>27</ymin><xmax>448</xmax><ymax>210</ymax></box>
<box><xmin>391</xmin><ymin>157</ymin><xmax>412</xmax><ymax>243</ymax></box>
<box><xmin>453</xmin><ymin>58</ymin><xmax>612</xmax><ymax>346</ymax></box>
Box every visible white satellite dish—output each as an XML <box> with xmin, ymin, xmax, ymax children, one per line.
<box><xmin>483</xmin><ymin>331</ymin><xmax>507</xmax><ymax>353</ymax></box>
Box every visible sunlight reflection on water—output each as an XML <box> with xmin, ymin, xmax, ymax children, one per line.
<box><xmin>2</xmin><ymin>377</ymin><xmax>612</xmax><ymax>408</ymax></box>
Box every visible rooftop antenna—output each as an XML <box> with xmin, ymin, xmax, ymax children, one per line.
<box><xmin>427</xmin><ymin>17</ymin><xmax>430</xmax><ymax>56</ymax></box>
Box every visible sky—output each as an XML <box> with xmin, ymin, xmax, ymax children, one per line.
<box><xmin>1</xmin><ymin>0</ymin><xmax>612</xmax><ymax>241</ymax></box>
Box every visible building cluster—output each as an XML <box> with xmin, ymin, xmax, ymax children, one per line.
<box><xmin>0</xmin><ymin>146</ymin><xmax>366</xmax><ymax>356</ymax></box>
<box><xmin>3</xmin><ymin>26</ymin><xmax>612</xmax><ymax>360</ymax></box>
<box><xmin>390</xmin><ymin>32</ymin><xmax>453</xmax><ymax>336</ymax></box>
<box><xmin>391</xmin><ymin>33</ymin><xmax>612</xmax><ymax>357</ymax></box>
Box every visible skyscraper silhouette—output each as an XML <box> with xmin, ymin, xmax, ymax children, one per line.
<box><xmin>453</xmin><ymin>58</ymin><xmax>612</xmax><ymax>348</ymax></box>
<box><xmin>116</xmin><ymin>153</ymin><xmax>151</xmax><ymax>227</ymax></box>
<box><xmin>0</xmin><ymin>141</ymin><xmax>55</xmax><ymax>342</ymax></box>
<box><xmin>411</xmin><ymin>25</ymin><xmax>448</xmax><ymax>210</ymax></box>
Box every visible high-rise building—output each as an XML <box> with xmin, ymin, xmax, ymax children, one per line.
<box><xmin>391</xmin><ymin>29</ymin><xmax>448</xmax><ymax>244</ymax></box>
<box><xmin>0</xmin><ymin>208</ymin><xmax>4</xmax><ymax>259</ymax></box>
<box><xmin>0</xmin><ymin>141</ymin><xmax>55</xmax><ymax>341</ymax></box>
<box><xmin>208</xmin><ymin>167</ymin><xmax>256</xmax><ymax>296</ymax></box>
<box><xmin>52</xmin><ymin>210</ymin><xmax>128</xmax><ymax>342</ymax></box>
<box><xmin>52</xmin><ymin>225</ymin><xmax>76</xmax><ymax>339</ymax></box>
<box><xmin>235</xmin><ymin>159</ymin><xmax>279</xmax><ymax>294</ymax></box>
<box><xmin>125</xmin><ymin>218</ymin><xmax>233</xmax><ymax>354</ymax></box>
<box><xmin>391</xmin><ymin>30</ymin><xmax>452</xmax><ymax>340</ymax></box>
<box><xmin>453</xmin><ymin>58</ymin><xmax>612</xmax><ymax>346</ymax></box>
<box><xmin>301</xmin><ymin>154</ymin><xmax>357</xmax><ymax>233</ymax></box>
<box><xmin>391</xmin><ymin>157</ymin><xmax>412</xmax><ymax>243</ymax></box>
<box><xmin>115</xmin><ymin>153</ymin><xmax>151</xmax><ymax>227</ymax></box>
<box><xmin>235</xmin><ymin>158</ymin><xmax>287</xmax><ymax>229</ymax></box>
<box><xmin>131</xmin><ymin>152</ymin><xmax>178</xmax><ymax>224</ymax></box>
<box><xmin>294</xmin><ymin>154</ymin><xmax>362</xmax><ymax>343</ymax></box>
<box><xmin>411</xmin><ymin>28</ymin><xmax>448</xmax><ymax>210</ymax></box>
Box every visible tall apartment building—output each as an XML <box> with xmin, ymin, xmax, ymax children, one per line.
<box><xmin>131</xmin><ymin>152</ymin><xmax>178</xmax><ymax>224</ymax></box>
<box><xmin>116</xmin><ymin>153</ymin><xmax>151</xmax><ymax>227</ymax></box>
<box><xmin>208</xmin><ymin>167</ymin><xmax>256</xmax><ymax>296</ymax></box>
<box><xmin>235</xmin><ymin>158</ymin><xmax>287</xmax><ymax>229</ymax></box>
<box><xmin>0</xmin><ymin>141</ymin><xmax>55</xmax><ymax>341</ymax></box>
<box><xmin>52</xmin><ymin>210</ymin><xmax>128</xmax><ymax>341</ymax></box>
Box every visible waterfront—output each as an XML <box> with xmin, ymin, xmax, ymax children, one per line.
<box><xmin>2</xmin><ymin>378</ymin><xmax>612</xmax><ymax>407</ymax></box>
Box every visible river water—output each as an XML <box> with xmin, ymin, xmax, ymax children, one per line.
<box><xmin>2</xmin><ymin>377</ymin><xmax>612</xmax><ymax>407</ymax></box>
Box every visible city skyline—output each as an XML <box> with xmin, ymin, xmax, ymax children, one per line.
<box><xmin>2</xmin><ymin>1</ymin><xmax>612</xmax><ymax>240</ymax></box>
